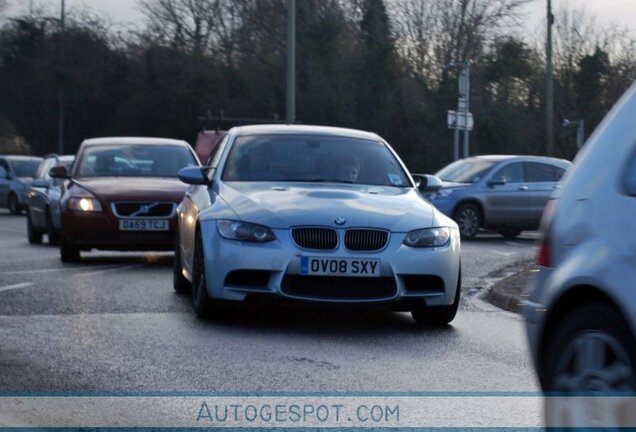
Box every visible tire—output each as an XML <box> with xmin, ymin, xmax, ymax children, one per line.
<box><xmin>498</xmin><ymin>228</ymin><xmax>521</xmax><ymax>239</ymax></box>
<box><xmin>8</xmin><ymin>193</ymin><xmax>21</xmax><ymax>215</ymax></box>
<box><xmin>542</xmin><ymin>304</ymin><xmax>636</xmax><ymax>427</ymax></box>
<box><xmin>191</xmin><ymin>231</ymin><xmax>216</xmax><ymax>317</ymax></box>
<box><xmin>60</xmin><ymin>233</ymin><xmax>80</xmax><ymax>263</ymax></box>
<box><xmin>46</xmin><ymin>209</ymin><xmax>60</xmax><ymax>245</ymax></box>
<box><xmin>412</xmin><ymin>267</ymin><xmax>461</xmax><ymax>326</ymax></box>
<box><xmin>26</xmin><ymin>211</ymin><xmax>42</xmax><ymax>244</ymax></box>
<box><xmin>454</xmin><ymin>203</ymin><xmax>481</xmax><ymax>239</ymax></box>
<box><xmin>173</xmin><ymin>228</ymin><xmax>191</xmax><ymax>293</ymax></box>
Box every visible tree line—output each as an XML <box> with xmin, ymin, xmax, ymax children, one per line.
<box><xmin>0</xmin><ymin>0</ymin><xmax>634</xmax><ymax>172</ymax></box>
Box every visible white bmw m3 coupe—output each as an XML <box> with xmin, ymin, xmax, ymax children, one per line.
<box><xmin>174</xmin><ymin>124</ymin><xmax>461</xmax><ymax>325</ymax></box>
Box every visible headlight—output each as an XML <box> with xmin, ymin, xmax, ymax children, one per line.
<box><xmin>217</xmin><ymin>220</ymin><xmax>276</xmax><ymax>242</ymax></box>
<box><xmin>68</xmin><ymin>197</ymin><xmax>102</xmax><ymax>212</ymax></box>
<box><xmin>403</xmin><ymin>227</ymin><xmax>451</xmax><ymax>248</ymax></box>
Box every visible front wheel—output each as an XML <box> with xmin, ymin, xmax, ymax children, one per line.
<box><xmin>27</xmin><ymin>211</ymin><xmax>42</xmax><ymax>244</ymax></box>
<box><xmin>173</xmin><ymin>228</ymin><xmax>191</xmax><ymax>293</ymax></box>
<box><xmin>412</xmin><ymin>269</ymin><xmax>461</xmax><ymax>326</ymax></box>
<box><xmin>60</xmin><ymin>233</ymin><xmax>80</xmax><ymax>263</ymax></box>
<box><xmin>46</xmin><ymin>209</ymin><xmax>60</xmax><ymax>245</ymax></box>
<box><xmin>542</xmin><ymin>304</ymin><xmax>636</xmax><ymax>427</ymax></box>
<box><xmin>454</xmin><ymin>203</ymin><xmax>481</xmax><ymax>239</ymax></box>
<box><xmin>191</xmin><ymin>232</ymin><xmax>217</xmax><ymax>317</ymax></box>
<box><xmin>8</xmin><ymin>193</ymin><xmax>21</xmax><ymax>215</ymax></box>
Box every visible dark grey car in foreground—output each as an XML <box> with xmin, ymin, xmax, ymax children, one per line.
<box><xmin>425</xmin><ymin>155</ymin><xmax>572</xmax><ymax>238</ymax></box>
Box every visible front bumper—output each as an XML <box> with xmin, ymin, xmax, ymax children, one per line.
<box><xmin>200</xmin><ymin>221</ymin><xmax>461</xmax><ymax>307</ymax></box>
<box><xmin>61</xmin><ymin>210</ymin><xmax>176</xmax><ymax>251</ymax></box>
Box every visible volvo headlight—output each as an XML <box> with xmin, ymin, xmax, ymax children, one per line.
<box><xmin>403</xmin><ymin>227</ymin><xmax>451</xmax><ymax>248</ymax></box>
<box><xmin>217</xmin><ymin>220</ymin><xmax>276</xmax><ymax>242</ymax></box>
<box><xmin>68</xmin><ymin>197</ymin><xmax>102</xmax><ymax>212</ymax></box>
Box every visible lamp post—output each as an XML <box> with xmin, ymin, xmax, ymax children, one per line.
<box><xmin>445</xmin><ymin>62</ymin><xmax>471</xmax><ymax>160</ymax></box>
<box><xmin>57</xmin><ymin>0</ymin><xmax>65</xmax><ymax>155</ymax></box>
<box><xmin>546</xmin><ymin>0</ymin><xmax>555</xmax><ymax>155</ymax></box>
<box><xmin>562</xmin><ymin>119</ymin><xmax>585</xmax><ymax>150</ymax></box>
<box><xmin>285</xmin><ymin>0</ymin><xmax>295</xmax><ymax>124</ymax></box>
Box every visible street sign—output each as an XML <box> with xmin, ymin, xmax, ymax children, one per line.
<box><xmin>447</xmin><ymin>111</ymin><xmax>474</xmax><ymax>131</ymax></box>
<box><xmin>458</xmin><ymin>97</ymin><xmax>467</xmax><ymax>111</ymax></box>
<box><xmin>459</xmin><ymin>69</ymin><xmax>469</xmax><ymax>97</ymax></box>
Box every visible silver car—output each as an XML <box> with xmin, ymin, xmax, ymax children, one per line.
<box><xmin>0</xmin><ymin>155</ymin><xmax>43</xmax><ymax>214</ymax></box>
<box><xmin>26</xmin><ymin>154</ymin><xmax>74</xmax><ymax>245</ymax></box>
<box><xmin>427</xmin><ymin>155</ymin><xmax>572</xmax><ymax>238</ymax></box>
<box><xmin>174</xmin><ymin>125</ymin><xmax>462</xmax><ymax>325</ymax></box>
<box><xmin>524</xmin><ymin>83</ymin><xmax>636</xmax><ymax>424</ymax></box>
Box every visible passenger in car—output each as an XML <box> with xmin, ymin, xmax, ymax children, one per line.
<box><xmin>335</xmin><ymin>153</ymin><xmax>361</xmax><ymax>182</ymax></box>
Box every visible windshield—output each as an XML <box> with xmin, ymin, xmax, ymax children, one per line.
<box><xmin>221</xmin><ymin>135</ymin><xmax>411</xmax><ymax>187</ymax></box>
<box><xmin>436</xmin><ymin>159</ymin><xmax>497</xmax><ymax>183</ymax></box>
<box><xmin>11</xmin><ymin>160</ymin><xmax>40</xmax><ymax>177</ymax></box>
<box><xmin>75</xmin><ymin>144</ymin><xmax>197</xmax><ymax>178</ymax></box>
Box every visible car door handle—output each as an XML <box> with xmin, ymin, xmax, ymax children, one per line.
<box><xmin>518</xmin><ymin>186</ymin><xmax>529</xmax><ymax>191</ymax></box>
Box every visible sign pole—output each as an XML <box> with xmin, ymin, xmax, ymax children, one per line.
<box><xmin>462</xmin><ymin>63</ymin><xmax>471</xmax><ymax>158</ymax></box>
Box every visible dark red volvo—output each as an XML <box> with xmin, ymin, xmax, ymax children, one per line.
<box><xmin>51</xmin><ymin>137</ymin><xmax>199</xmax><ymax>262</ymax></box>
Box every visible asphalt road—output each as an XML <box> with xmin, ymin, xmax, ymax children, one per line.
<box><xmin>0</xmin><ymin>210</ymin><xmax>540</xmax><ymax>393</ymax></box>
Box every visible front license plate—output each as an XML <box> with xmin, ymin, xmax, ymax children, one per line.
<box><xmin>119</xmin><ymin>219</ymin><xmax>169</xmax><ymax>231</ymax></box>
<box><xmin>300</xmin><ymin>257</ymin><xmax>380</xmax><ymax>277</ymax></box>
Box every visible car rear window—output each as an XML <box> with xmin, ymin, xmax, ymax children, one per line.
<box><xmin>525</xmin><ymin>162</ymin><xmax>559</xmax><ymax>182</ymax></box>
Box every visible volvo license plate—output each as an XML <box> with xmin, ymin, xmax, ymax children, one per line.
<box><xmin>119</xmin><ymin>219</ymin><xmax>169</xmax><ymax>231</ymax></box>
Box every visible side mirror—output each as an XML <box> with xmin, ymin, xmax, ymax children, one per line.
<box><xmin>487</xmin><ymin>176</ymin><xmax>507</xmax><ymax>187</ymax></box>
<box><xmin>31</xmin><ymin>179</ymin><xmax>49</xmax><ymax>189</ymax></box>
<box><xmin>49</xmin><ymin>165</ymin><xmax>69</xmax><ymax>179</ymax></box>
<box><xmin>178</xmin><ymin>166</ymin><xmax>210</xmax><ymax>185</ymax></box>
<box><xmin>412</xmin><ymin>174</ymin><xmax>443</xmax><ymax>193</ymax></box>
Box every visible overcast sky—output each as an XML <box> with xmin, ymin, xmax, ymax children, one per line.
<box><xmin>7</xmin><ymin>0</ymin><xmax>636</xmax><ymax>38</ymax></box>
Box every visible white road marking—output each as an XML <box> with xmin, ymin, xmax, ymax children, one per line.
<box><xmin>0</xmin><ymin>265</ymin><xmax>121</xmax><ymax>275</ymax></box>
<box><xmin>73</xmin><ymin>264</ymin><xmax>142</xmax><ymax>278</ymax></box>
<box><xmin>0</xmin><ymin>282</ymin><xmax>33</xmax><ymax>293</ymax></box>
<box><xmin>489</xmin><ymin>250</ymin><xmax>517</xmax><ymax>257</ymax></box>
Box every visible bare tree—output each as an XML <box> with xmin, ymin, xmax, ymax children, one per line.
<box><xmin>138</xmin><ymin>0</ymin><xmax>219</xmax><ymax>55</ymax></box>
<box><xmin>392</xmin><ymin>0</ymin><xmax>530</xmax><ymax>83</ymax></box>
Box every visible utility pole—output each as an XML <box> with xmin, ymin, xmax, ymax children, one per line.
<box><xmin>57</xmin><ymin>0</ymin><xmax>65</xmax><ymax>155</ymax></box>
<box><xmin>461</xmin><ymin>63</ymin><xmax>471</xmax><ymax>159</ymax></box>
<box><xmin>286</xmin><ymin>0</ymin><xmax>296</xmax><ymax>124</ymax></box>
<box><xmin>546</xmin><ymin>0</ymin><xmax>554</xmax><ymax>156</ymax></box>
<box><xmin>446</xmin><ymin>62</ymin><xmax>473</xmax><ymax>161</ymax></box>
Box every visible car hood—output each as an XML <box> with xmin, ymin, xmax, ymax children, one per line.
<box><xmin>72</xmin><ymin>177</ymin><xmax>187</xmax><ymax>202</ymax></box>
<box><xmin>219</xmin><ymin>182</ymin><xmax>435</xmax><ymax>231</ymax></box>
